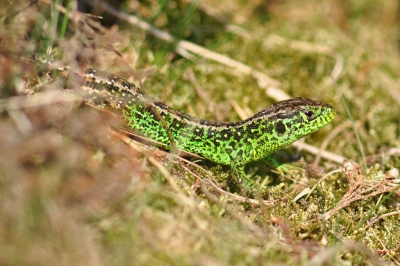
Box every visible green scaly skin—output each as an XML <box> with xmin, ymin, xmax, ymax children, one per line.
<box><xmin>59</xmin><ymin>66</ymin><xmax>336</xmax><ymax>194</ymax></box>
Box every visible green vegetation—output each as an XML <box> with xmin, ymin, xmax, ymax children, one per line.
<box><xmin>0</xmin><ymin>0</ymin><xmax>399</xmax><ymax>264</ymax></box>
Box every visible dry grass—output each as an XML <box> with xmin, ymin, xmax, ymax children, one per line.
<box><xmin>0</xmin><ymin>0</ymin><xmax>399</xmax><ymax>265</ymax></box>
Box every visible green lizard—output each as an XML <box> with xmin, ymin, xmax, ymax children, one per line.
<box><xmin>56</xmin><ymin>66</ymin><xmax>335</xmax><ymax>194</ymax></box>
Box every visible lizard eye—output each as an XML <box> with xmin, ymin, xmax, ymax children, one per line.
<box><xmin>275</xmin><ymin>120</ymin><xmax>286</xmax><ymax>136</ymax></box>
<box><xmin>303</xmin><ymin>110</ymin><xmax>314</xmax><ymax>119</ymax></box>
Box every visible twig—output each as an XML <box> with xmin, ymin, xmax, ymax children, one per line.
<box><xmin>323</xmin><ymin>161</ymin><xmax>399</xmax><ymax>220</ymax></box>
<box><xmin>0</xmin><ymin>90</ymin><xmax>80</xmax><ymax>112</ymax></box>
<box><xmin>313</xmin><ymin>121</ymin><xmax>350</xmax><ymax>165</ymax></box>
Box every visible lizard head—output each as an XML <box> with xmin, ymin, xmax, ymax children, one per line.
<box><xmin>271</xmin><ymin>97</ymin><xmax>336</xmax><ymax>145</ymax></box>
<box><xmin>248</xmin><ymin>97</ymin><xmax>335</xmax><ymax>160</ymax></box>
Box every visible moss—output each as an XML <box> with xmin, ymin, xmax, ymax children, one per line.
<box><xmin>0</xmin><ymin>0</ymin><xmax>399</xmax><ymax>264</ymax></box>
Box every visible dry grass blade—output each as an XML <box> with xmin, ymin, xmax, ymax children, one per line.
<box><xmin>1</xmin><ymin>0</ymin><xmax>400</xmax><ymax>264</ymax></box>
<box><xmin>87</xmin><ymin>0</ymin><xmax>285</xmax><ymax>98</ymax></box>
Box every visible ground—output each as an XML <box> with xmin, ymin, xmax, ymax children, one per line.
<box><xmin>0</xmin><ymin>0</ymin><xmax>399</xmax><ymax>265</ymax></box>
